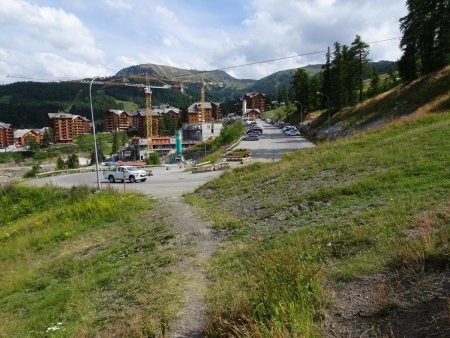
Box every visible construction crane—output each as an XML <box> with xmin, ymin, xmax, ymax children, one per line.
<box><xmin>74</xmin><ymin>74</ymin><xmax>170</xmax><ymax>159</ymax></box>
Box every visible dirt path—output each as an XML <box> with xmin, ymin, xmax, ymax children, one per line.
<box><xmin>165</xmin><ymin>196</ymin><xmax>221</xmax><ymax>337</ymax></box>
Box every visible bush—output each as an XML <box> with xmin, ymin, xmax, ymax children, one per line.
<box><xmin>56</xmin><ymin>156</ymin><xmax>65</xmax><ymax>170</ymax></box>
<box><xmin>210</xmin><ymin>121</ymin><xmax>244</xmax><ymax>152</ymax></box>
<box><xmin>23</xmin><ymin>163</ymin><xmax>41</xmax><ymax>178</ymax></box>
<box><xmin>90</xmin><ymin>148</ymin><xmax>106</xmax><ymax>165</ymax></box>
<box><xmin>66</xmin><ymin>153</ymin><xmax>80</xmax><ymax>169</ymax></box>
<box><xmin>146</xmin><ymin>151</ymin><xmax>161</xmax><ymax>165</ymax></box>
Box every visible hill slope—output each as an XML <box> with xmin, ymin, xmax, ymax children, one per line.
<box><xmin>249</xmin><ymin>64</ymin><xmax>322</xmax><ymax>96</ymax></box>
<box><xmin>250</xmin><ymin>61</ymin><xmax>396</xmax><ymax>97</ymax></box>
<box><xmin>115</xmin><ymin>63</ymin><xmax>255</xmax><ymax>89</ymax></box>
<box><xmin>187</xmin><ymin>71</ymin><xmax>450</xmax><ymax>336</ymax></box>
<box><xmin>308</xmin><ymin>65</ymin><xmax>450</xmax><ymax>139</ymax></box>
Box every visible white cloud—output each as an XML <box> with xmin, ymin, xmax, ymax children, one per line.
<box><xmin>210</xmin><ymin>0</ymin><xmax>407</xmax><ymax>79</ymax></box>
<box><xmin>34</xmin><ymin>53</ymin><xmax>108</xmax><ymax>79</ymax></box>
<box><xmin>104</xmin><ymin>0</ymin><xmax>132</xmax><ymax>11</ymax></box>
<box><xmin>155</xmin><ymin>6</ymin><xmax>177</xmax><ymax>21</ymax></box>
<box><xmin>162</xmin><ymin>35</ymin><xmax>180</xmax><ymax>48</ymax></box>
<box><xmin>0</xmin><ymin>0</ymin><xmax>104</xmax><ymax>63</ymax></box>
<box><xmin>0</xmin><ymin>0</ymin><xmax>408</xmax><ymax>82</ymax></box>
<box><xmin>0</xmin><ymin>48</ymin><xmax>107</xmax><ymax>84</ymax></box>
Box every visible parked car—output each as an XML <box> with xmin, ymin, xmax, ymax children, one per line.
<box><xmin>243</xmin><ymin>134</ymin><xmax>260</xmax><ymax>141</ymax></box>
<box><xmin>282</xmin><ymin>125</ymin><xmax>296</xmax><ymax>132</ymax></box>
<box><xmin>226</xmin><ymin>148</ymin><xmax>252</xmax><ymax>158</ymax></box>
<box><xmin>285</xmin><ymin>130</ymin><xmax>300</xmax><ymax>136</ymax></box>
<box><xmin>103</xmin><ymin>166</ymin><xmax>148</xmax><ymax>183</ymax></box>
<box><xmin>249</xmin><ymin>125</ymin><xmax>263</xmax><ymax>133</ymax></box>
<box><xmin>246</xmin><ymin>130</ymin><xmax>262</xmax><ymax>136</ymax></box>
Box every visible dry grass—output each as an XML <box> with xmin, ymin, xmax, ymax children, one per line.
<box><xmin>396</xmin><ymin>200</ymin><xmax>450</xmax><ymax>273</ymax></box>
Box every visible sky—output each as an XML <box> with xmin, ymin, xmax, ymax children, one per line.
<box><xmin>0</xmin><ymin>0</ymin><xmax>408</xmax><ymax>84</ymax></box>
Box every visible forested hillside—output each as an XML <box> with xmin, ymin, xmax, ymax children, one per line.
<box><xmin>0</xmin><ymin>60</ymin><xmax>396</xmax><ymax>129</ymax></box>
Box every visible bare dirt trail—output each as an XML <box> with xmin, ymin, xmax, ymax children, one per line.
<box><xmin>164</xmin><ymin>196</ymin><xmax>221</xmax><ymax>338</ymax></box>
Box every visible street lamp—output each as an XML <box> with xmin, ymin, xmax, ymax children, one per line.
<box><xmin>294</xmin><ymin>100</ymin><xmax>303</xmax><ymax>124</ymax></box>
<box><xmin>89</xmin><ymin>76</ymin><xmax>101</xmax><ymax>189</ymax></box>
<box><xmin>316</xmin><ymin>92</ymin><xmax>331</xmax><ymax>130</ymax></box>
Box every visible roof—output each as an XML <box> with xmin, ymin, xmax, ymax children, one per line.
<box><xmin>107</xmin><ymin>109</ymin><xmax>127</xmax><ymax>116</ymax></box>
<box><xmin>48</xmin><ymin>112</ymin><xmax>74</xmax><ymax>119</ymax></box>
<box><xmin>32</xmin><ymin>128</ymin><xmax>45</xmax><ymax>134</ymax></box>
<box><xmin>14</xmin><ymin>129</ymin><xmax>35</xmax><ymax>138</ymax></box>
<box><xmin>49</xmin><ymin>112</ymin><xmax>90</xmax><ymax>121</ymax></box>
<box><xmin>137</xmin><ymin>107</ymin><xmax>180</xmax><ymax>117</ymax></box>
<box><xmin>242</xmin><ymin>91</ymin><xmax>265</xmax><ymax>100</ymax></box>
<box><xmin>188</xmin><ymin>102</ymin><xmax>212</xmax><ymax>113</ymax></box>
<box><xmin>152</xmin><ymin>104</ymin><xmax>170</xmax><ymax>109</ymax></box>
<box><xmin>0</xmin><ymin>122</ymin><xmax>12</xmax><ymax>129</ymax></box>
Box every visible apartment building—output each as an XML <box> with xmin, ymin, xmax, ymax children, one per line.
<box><xmin>0</xmin><ymin>122</ymin><xmax>14</xmax><ymax>148</ymax></box>
<box><xmin>187</xmin><ymin>102</ymin><xmax>221</xmax><ymax>124</ymax></box>
<box><xmin>14</xmin><ymin>129</ymin><xmax>44</xmax><ymax>147</ymax></box>
<box><xmin>104</xmin><ymin>109</ymin><xmax>134</xmax><ymax>132</ymax></box>
<box><xmin>106</xmin><ymin>105</ymin><xmax>180</xmax><ymax>137</ymax></box>
<box><xmin>235</xmin><ymin>91</ymin><xmax>265</xmax><ymax>116</ymax></box>
<box><xmin>48</xmin><ymin>112</ymin><xmax>90</xmax><ymax>143</ymax></box>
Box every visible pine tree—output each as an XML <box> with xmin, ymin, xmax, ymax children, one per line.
<box><xmin>350</xmin><ymin>35</ymin><xmax>370</xmax><ymax>103</ymax></box>
<box><xmin>308</xmin><ymin>75</ymin><xmax>322</xmax><ymax>112</ymax></box>
<box><xmin>42</xmin><ymin>128</ymin><xmax>51</xmax><ymax>148</ymax></box>
<box><xmin>399</xmin><ymin>0</ymin><xmax>450</xmax><ymax>81</ymax></box>
<box><xmin>330</xmin><ymin>42</ymin><xmax>344</xmax><ymax>111</ymax></box>
<box><xmin>368</xmin><ymin>67</ymin><xmax>381</xmax><ymax>97</ymax></box>
<box><xmin>321</xmin><ymin>47</ymin><xmax>332</xmax><ymax>98</ymax></box>
<box><xmin>67</xmin><ymin>153</ymin><xmax>80</xmax><ymax>169</ymax></box>
<box><xmin>292</xmin><ymin>68</ymin><xmax>310</xmax><ymax>112</ymax></box>
<box><xmin>56</xmin><ymin>156</ymin><xmax>65</xmax><ymax>170</ymax></box>
<box><xmin>111</xmin><ymin>132</ymin><xmax>121</xmax><ymax>155</ymax></box>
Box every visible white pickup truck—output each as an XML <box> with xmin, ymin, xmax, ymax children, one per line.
<box><xmin>103</xmin><ymin>166</ymin><xmax>148</xmax><ymax>183</ymax></box>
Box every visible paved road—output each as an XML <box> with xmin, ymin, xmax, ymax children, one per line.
<box><xmin>241</xmin><ymin>120</ymin><xmax>315</xmax><ymax>161</ymax></box>
<box><xmin>27</xmin><ymin>120</ymin><xmax>314</xmax><ymax>198</ymax></box>
<box><xmin>27</xmin><ymin>166</ymin><xmax>223</xmax><ymax>198</ymax></box>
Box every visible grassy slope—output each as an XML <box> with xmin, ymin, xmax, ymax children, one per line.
<box><xmin>312</xmin><ymin>66</ymin><xmax>450</xmax><ymax>133</ymax></box>
<box><xmin>0</xmin><ymin>185</ymin><xmax>181</xmax><ymax>337</ymax></box>
<box><xmin>187</xmin><ymin>110</ymin><xmax>450</xmax><ymax>336</ymax></box>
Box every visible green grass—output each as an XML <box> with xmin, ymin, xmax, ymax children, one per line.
<box><xmin>0</xmin><ymin>151</ymin><xmax>34</xmax><ymax>164</ymax></box>
<box><xmin>0</xmin><ymin>95</ymin><xmax>12</xmax><ymax>104</ymax></box>
<box><xmin>0</xmin><ymin>185</ymin><xmax>182</xmax><ymax>336</ymax></box>
<box><xmin>75</xmin><ymin>132</ymin><xmax>122</xmax><ymax>155</ymax></box>
<box><xmin>116</xmin><ymin>100</ymin><xmax>138</xmax><ymax>111</ymax></box>
<box><xmin>264</xmin><ymin>104</ymin><xmax>296</xmax><ymax>121</ymax></box>
<box><xmin>190</xmin><ymin>111</ymin><xmax>450</xmax><ymax>336</ymax></box>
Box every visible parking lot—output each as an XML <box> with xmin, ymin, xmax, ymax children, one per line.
<box><xmin>239</xmin><ymin>120</ymin><xmax>315</xmax><ymax>161</ymax></box>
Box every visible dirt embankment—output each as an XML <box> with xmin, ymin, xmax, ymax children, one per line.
<box><xmin>322</xmin><ymin>271</ymin><xmax>449</xmax><ymax>337</ymax></box>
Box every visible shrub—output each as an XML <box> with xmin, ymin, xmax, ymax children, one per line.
<box><xmin>146</xmin><ymin>151</ymin><xmax>161</xmax><ymax>165</ymax></box>
<box><xmin>23</xmin><ymin>162</ymin><xmax>42</xmax><ymax>178</ymax></box>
